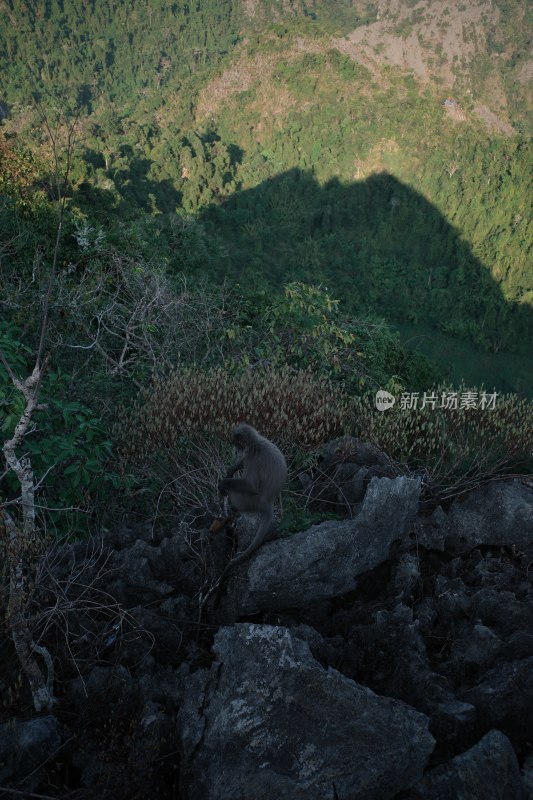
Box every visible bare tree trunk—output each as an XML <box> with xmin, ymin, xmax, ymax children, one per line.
<box><xmin>0</xmin><ymin>106</ymin><xmax>77</xmax><ymax>711</ymax></box>
<box><xmin>1</xmin><ymin>359</ymin><xmax>56</xmax><ymax>711</ymax></box>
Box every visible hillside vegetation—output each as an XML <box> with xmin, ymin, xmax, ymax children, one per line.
<box><xmin>0</xmin><ymin>0</ymin><xmax>532</xmax><ymax>394</ymax></box>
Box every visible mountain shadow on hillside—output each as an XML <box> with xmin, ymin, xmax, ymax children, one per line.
<box><xmin>71</xmin><ymin>162</ymin><xmax>533</xmax><ymax>393</ymax></box>
<box><xmin>195</xmin><ymin>168</ymin><xmax>533</xmax><ymax>391</ymax></box>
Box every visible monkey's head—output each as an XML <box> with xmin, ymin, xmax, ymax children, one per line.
<box><xmin>231</xmin><ymin>423</ymin><xmax>256</xmax><ymax>452</ymax></box>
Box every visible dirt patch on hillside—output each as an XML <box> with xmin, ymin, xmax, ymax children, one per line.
<box><xmin>196</xmin><ymin>53</ymin><xmax>274</xmax><ymax>120</ymax></box>
<box><xmin>332</xmin><ymin>0</ymin><xmax>499</xmax><ymax>88</ymax></box>
<box><xmin>242</xmin><ymin>0</ymin><xmax>260</xmax><ymax>18</ymax></box>
<box><xmin>251</xmin><ymin>85</ymin><xmax>302</xmax><ymax>133</ymax></box>
<box><xmin>443</xmin><ymin>103</ymin><xmax>467</xmax><ymax>123</ymax></box>
<box><xmin>474</xmin><ymin>105</ymin><xmax>516</xmax><ymax>136</ymax></box>
<box><xmin>517</xmin><ymin>58</ymin><xmax>533</xmax><ymax>85</ymax></box>
<box><xmin>196</xmin><ymin>63</ymin><xmax>254</xmax><ymax>118</ymax></box>
<box><xmin>196</xmin><ymin>37</ymin><xmax>327</xmax><ymax>122</ymax></box>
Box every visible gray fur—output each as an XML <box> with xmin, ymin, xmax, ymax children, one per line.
<box><xmin>216</xmin><ymin>424</ymin><xmax>287</xmax><ymax>592</ymax></box>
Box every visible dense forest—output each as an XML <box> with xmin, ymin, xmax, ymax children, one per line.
<box><xmin>1</xmin><ymin>0</ymin><xmax>532</xmax><ymax>519</ymax></box>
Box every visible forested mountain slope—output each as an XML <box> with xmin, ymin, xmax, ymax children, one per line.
<box><xmin>1</xmin><ymin>0</ymin><xmax>532</xmax><ymax>390</ymax></box>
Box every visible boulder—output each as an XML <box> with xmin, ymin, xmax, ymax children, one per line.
<box><xmin>462</xmin><ymin>657</ymin><xmax>533</xmax><ymax>743</ymax></box>
<box><xmin>446</xmin><ymin>480</ymin><xmax>533</xmax><ymax>554</ymax></box>
<box><xmin>390</xmin><ymin>553</ymin><xmax>421</xmax><ymax>601</ymax></box>
<box><xmin>360</xmin><ymin>604</ymin><xmax>453</xmax><ymax>715</ymax></box>
<box><xmin>469</xmin><ymin>588</ymin><xmax>533</xmax><ymax>636</ymax></box>
<box><xmin>429</xmin><ymin>701</ymin><xmax>477</xmax><ymax>746</ymax></box>
<box><xmin>223</xmin><ymin>476</ymin><xmax>421</xmax><ymax>613</ymax></box>
<box><xmin>301</xmin><ymin>438</ymin><xmax>395</xmax><ymax>512</ymax></box>
<box><xmin>414</xmin><ymin>729</ymin><xmax>525</xmax><ymax>800</ymax></box>
<box><xmin>110</xmin><ymin>539</ymin><xmax>174</xmax><ymax>603</ymax></box>
<box><xmin>178</xmin><ymin>624</ymin><xmax>435</xmax><ymax>800</ymax></box>
<box><xmin>522</xmin><ymin>752</ymin><xmax>533</xmax><ymax>800</ymax></box>
<box><xmin>442</xmin><ymin>623</ymin><xmax>501</xmax><ymax>681</ymax></box>
<box><xmin>0</xmin><ymin>715</ymin><xmax>62</xmax><ymax>788</ymax></box>
<box><xmin>411</xmin><ymin>505</ymin><xmax>449</xmax><ymax>552</ymax></box>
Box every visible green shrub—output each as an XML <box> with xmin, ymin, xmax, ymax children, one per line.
<box><xmin>255</xmin><ymin>283</ymin><xmax>437</xmax><ymax>392</ymax></box>
<box><xmin>1</xmin><ymin>324</ymin><xmax>120</xmax><ymax>534</ymax></box>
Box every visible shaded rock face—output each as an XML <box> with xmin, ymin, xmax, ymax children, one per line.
<box><xmin>178</xmin><ymin>624</ymin><xmax>435</xmax><ymax>800</ymax></box>
<box><xmin>296</xmin><ymin>541</ymin><xmax>533</xmax><ymax>757</ymax></box>
<box><xmin>446</xmin><ymin>480</ymin><xmax>533</xmax><ymax>554</ymax></box>
<box><xmin>223</xmin><ymin>475</ymin><xmax>421</xmax><ymax>614</ymax></box>
<box><xmin>0</xmin><ymin>716</ymin><xmax>62</xmax><ymax>790</ymax></box>
<box><xmin>298</xmin><ymin>436</ymin><xmax>397</xmax><ymax>514</ymax></box>
<box><xmin>413</xmin><ymin>729</ymin><xmax>525</xmax><ymax>800</ymax></box>
<box><xmin>462</xmin><ymin>657</ymin><xmax>533</xmax><ymax>743</ymax></box>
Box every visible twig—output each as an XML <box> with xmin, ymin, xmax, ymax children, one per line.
<box><xmin>0</xmin><ymin>788</ymin><xmax>59</xmax><ymax>799</ymax></box>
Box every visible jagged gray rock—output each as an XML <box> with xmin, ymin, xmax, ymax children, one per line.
<box><xmin>359</xmin><ymin>604</ymin><xmax>454</xmax><ymax>715</ymax></box>
<box><xmin>64</xmin><ymin>664</ymin><xmax>131</xmax><ymax>708</ymax></box>
<box><xmin>413</xmin><ymin>730</ymin><xmax>525</xmax><ymax>800</ymax></box>
<box><xmin>429</xmin><ymin>700</ymin><xmax>477</xmax><ymax>746</ymax></box>
<box><xmin>522</xmin><ymin>753</ymin><xmax>533</xmax><ymax>800</ymax></box>
<box><xmin>411</xmin><ymin>505</ymin><xmax>449</xmax><ymax>552</ymax></box>
<box><xmin>446</xmin><ymin>480</ymin><xmax>533</xmax><ymax>553</ymax></box>
<box><xmin>178</xmin><ymin>624</ymin><xmax>435</xmax><ymax>800</ymax></box>
<box><xmin>469</xmin><ymin>588</ymin><xmax>533</xmax><ymax>636</ymax></box>
<box><xmin>0</xmin><ymin>715</ymin><xmax>62</xmax><ymax>788</ymax></box>
<box><xmin>390</xmin><ymin>553</ymin><xmax>421</xmax><ymax>600</ymax></box>
<box><xmin>462</xmin><ymin>656</ymin><xmax>533</xmax><ymax>742</ymax></box>
<box><xmin>110</xmin><ymin>539</ymin><xmax>174</xmax><ymax>602</ymax></box>
<box><xmin>224</xmin><ymin>475</ymin><xmax>420</xmax><ymax>613</ymax></box>
<box><xmin>442</xmin><ymin>623</ymin><xmax>502</xmax><ymax>681</ymax></box>
<box><xmin>300</xmin><ymin>437</ymin><xmax>396</xmax><ymax>513</ymax></box>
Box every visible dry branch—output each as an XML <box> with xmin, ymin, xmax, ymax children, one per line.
<box><xmin>1</xmin><ymin>356</ymin><xmax>57</xmax><ymax>711</ymax></box>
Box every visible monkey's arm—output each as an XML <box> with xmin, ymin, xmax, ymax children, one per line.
<box><xmin>225</xmin><ymin>456</ymin><xmax>244</xmax><ymax>478</ymax></box>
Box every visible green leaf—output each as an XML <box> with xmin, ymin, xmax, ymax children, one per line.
<box><xmin>64</xmin><ymin>463</ymin><xmax>80</xmax><ymax>476</ymax></box>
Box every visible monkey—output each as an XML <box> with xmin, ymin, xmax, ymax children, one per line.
<box><xmin>215</xmin><ymin>423</ymin><xmax>287</xmax><ymax>597</ymax></box>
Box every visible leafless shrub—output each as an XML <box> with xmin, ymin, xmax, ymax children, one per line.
<box><xmin>147</xmin><ymin>435</ymin><xmax>230</xmax><ymax>526</ymax></box>
<box><xmin>31</xmin><ymin>537</ymin><xmax>155</xmax><ymax>680</ymax></box>
<box><xmin>354</xmin><ymin>387</ymin><xmax>533</xmax><ymax>497</ymax></box>
<box><xmin>50</xmin><ymin>254</ymin><xmax>234</xmax><ymax>387</ymax></box>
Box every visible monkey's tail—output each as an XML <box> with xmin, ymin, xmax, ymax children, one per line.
<box><xmin>214</xmin><ymin>507</ymin><xmax>273</xmax><ymax>606</ymax></box>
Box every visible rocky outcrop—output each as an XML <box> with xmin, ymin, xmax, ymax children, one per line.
<box><xmin>223</xmin><ymin>475</ymin><xmax>421</xmax><ymax>614</ymax></box>
<box><xmin>178</xmin><ymin>624</ymin><xmax>435</xmax><ymax>800</ymax></box>
<box><xmin>2</xmin><ymin>462</ymin><xmax>532</xmax><ymax>799</ymax></box>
